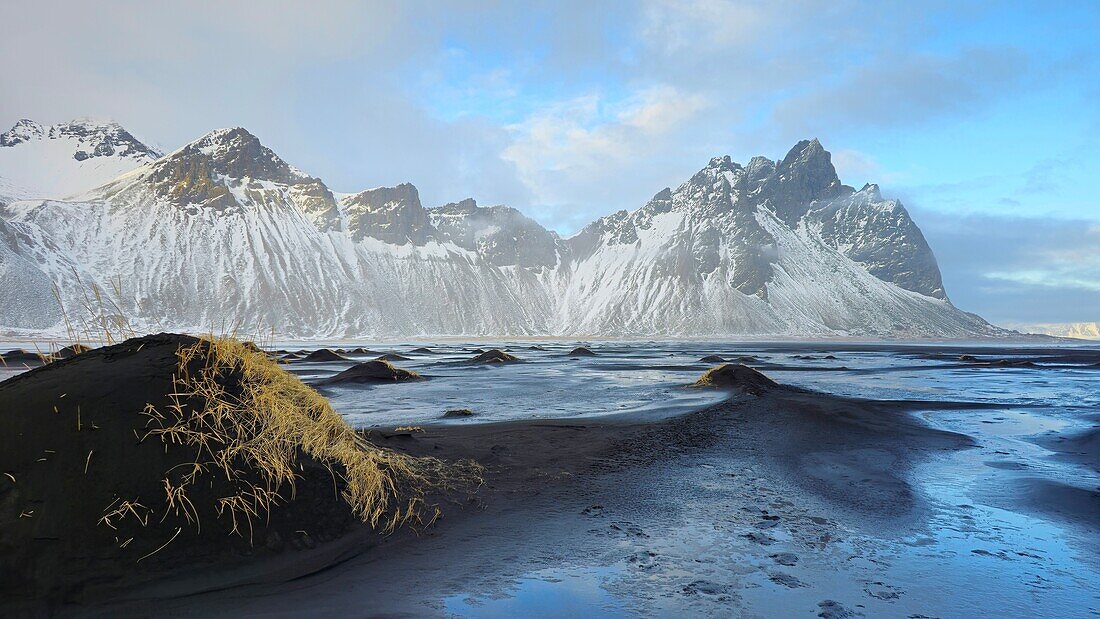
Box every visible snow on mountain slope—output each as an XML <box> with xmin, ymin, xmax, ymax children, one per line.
<box><xmin>2</xmin><ymin>128</ymin><xmax>555</xmax><ymax>337</ymax></box>
<box><xmin>0</xmin><ymin>119</ymin><xmax>161</xmax><ymax>201</ymax></box>
<box><xmin>0</xmin><ymin>124</ymin><xmax>1000</xmax><ymax>338</ymax></box>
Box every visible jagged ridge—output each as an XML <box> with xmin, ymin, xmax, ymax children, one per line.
<box><xmin>0</xmin><ymin>123</ymin><xmax>997</xmax><ymax>338</ymax></box>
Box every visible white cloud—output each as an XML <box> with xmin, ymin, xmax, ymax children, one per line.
<box><xmin>501</xmin><ymin>85</ymin><xmax>711</xmax><ymax>229</ymax></box>
<box><xmin>640</xmin><ymin>0</ymin><xmax>773</xmax><ymax>55</ymax></box>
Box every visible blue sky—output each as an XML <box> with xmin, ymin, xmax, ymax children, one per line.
<box><xmin>1</xmin><ymin>1</ymin><xmax>1097</xmax><ymax>326</ymax></box>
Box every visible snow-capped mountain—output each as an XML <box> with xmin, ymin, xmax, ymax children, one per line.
<box><xmin>0</xmin><ymin>122</ymin><xmax>999</xmax><ymax>338</ymax></box>
<box><xmin>557</xmin><ymin>141</ymin><xmax>985</xmax><ymax>336</ymax></box>
<box><xmin>0</xmin><ymin>118</ymin><xmax>161</xmax><ymax>201</ymax></box>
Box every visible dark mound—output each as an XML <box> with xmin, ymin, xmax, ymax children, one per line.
<box><xmin>468</xmin><ymin>348</ymin><xmax>487</xmax><ymax>354</ymax></box>
<box><xmin>0</xmin><ymin>333</ymin><xmax>453</xmax><ymax>604</ymax></box>
<box><xmin>824</xmin><ymin>354</ymin><xmax>838</xmax><ymax>360</ymax></box>
<box><xmin>734</xmin><ymin>355</ymin><xmax>759</xmax><ymax>363</ymax></box>
<box><xmin>299</xmin><ymin>349</ymin><xmax>349</xmax><ymax>363</ymax></box>
<box><xmin>699</xmin><ymin>355</ymin><xmax>726</xmax><ymax>363</ymax></box>
<box><xmin>442</xmin><ymin>408</ymin><xmax>475</xmax><ymax>418</ymax></box>
<box><xmin>470</xmin><ymin>349</ymin><xmax>519</xmax><ymax>364</ymax></box>
<box><xmin>692</xmin><ymin>363</ymin><xmax>779</xmax><ymax>396</ymax></box>
<box><xmin>568</xmin><ymin>347</ymin><xmax>597</xmax><ymax>357</ymax></box>
<box><xmin>376</xmin><ymin>352</ymin><xmax>411</xmax><ymax>362</ymax></box>
<box><xmin>409</xmin><ymin>347</ymin><xmax>434</xmax><ymax>354</ymax></box>
<box><xmin>528</xmin><ymin>345</ymin><xmax>546</xmax><ymax>351</ymax></box>
<box><xmin>50</xmin><ymin>344</ymin><xmax>92</xmax><ymax>360</ymax></box>
<box><xmin>318</xmin><ymin>360</ymin><xmax>423</xmax><ymax>385</ymax></box>
<box><xmin>959</xmin><ymin>354</ymin><xmax>979</xmax><ymax>362</ymax></box>
<box><xmin>1</xmin><ymin>349</ymin><xmax>45</xmax><ymax>365</ymax></box>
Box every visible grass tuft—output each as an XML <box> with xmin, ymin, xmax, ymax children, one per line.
<box><xmin>142</xmin><ymin>336</ymin><xmax>480</xmax><ymax>538</ymax></box>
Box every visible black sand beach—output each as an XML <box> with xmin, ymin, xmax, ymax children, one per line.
<box><xmin>1</xmin><ymin>338</ymin><xmax>1097</xmax><ymax>616</ymax></box>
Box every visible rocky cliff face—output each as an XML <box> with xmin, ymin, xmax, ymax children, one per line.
<box><xmin>430</xmin><ymin>199</ymin><xmax>560</xmax><ymax>269</ymax></box>
<box><xmin>343</xmin><ymin>183</ymin><xmax>432</xmax><ymax>245</ymax></box>
<box><xmin>0</xmin><ymin>123</ymin><xmax>998</xmax><ymax>338</ymax></box>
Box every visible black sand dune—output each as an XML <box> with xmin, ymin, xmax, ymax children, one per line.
<box><xmin>298</xmin><ymin>349</ymin><xmax>349</xmax><ymax>363</ymax></box>
<box><xmin>317</xmin><ymin>360</ymin><xmax>423</xmax><ymax>385</ymax></box>
<box><xmin>442</xmin><ymin>408</ymin><xmax>476</xmax><ymax>418</ymax></box>
<box><xmin>1</xmin><ymin>349</ymin><xmax>45</xmax><ymax>366</ymax></box>
<box><xmin>467</xmin><ymin>349</ymin><xmax>520</xmax><ymax>364</ymax></box>
<box><xmin>375</xmin><ymin>352</ymin><xmax>412</xmax><ymax>362</ymax></box>
<box><xmin>409</xmin><ymin>347</ymin><xmax>434</xmax><ymax>354</ymax></box>
<box><xmin>568</xmin><ymin>346</ymin><xmax>597</xmax><ymax>357</ymax></box>
<box><xmin>0</xmin><ymin>334</ymin><xmax>471</xmax><ymax>606</ymax></box>
<box><xmin>49</xmin><ymin>344</ymin><xmax>91</xmax><ymax>361</ymax></box>
<box><xmin>699</xmin><ymin>354</ymin><xmax>726</xmax><ymax>362</ymax></box>
<box><xmin>692</xmin><ymin>363</ymin><xmax>779</xmax><ymax>396</ymax></box>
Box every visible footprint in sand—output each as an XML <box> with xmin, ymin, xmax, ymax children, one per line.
<box><xmin>769</xmin><ymin>571</ymin><xmax>806</xmax><ymax>588</ymax></box>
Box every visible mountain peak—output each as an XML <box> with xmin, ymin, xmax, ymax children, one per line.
<box><xmin>0</xmin><ymin>119</ymin><xmax>45</xmax><ymax>146</ymax></box>
<box><xmin>343</xmin><ymin>183</ymin><xmax>431</xmax><ymax>245</ymax></box>
<box><xmin>435</xmin><ymin>197</ymin><xmax>479</xmax><ymax>213</ymax></box>
<box><xmin>766</xmin><ymin>138</ymin><xmax>846</xmax><ymax>224</ymax></box>
<box><xmin>780</xmin><ymin>138</ymin><xmax>826</xmax><ymax>166</ymax></box>
<box><xmin>187</xmin><ymin>127</ymin><xmax>261</xmax><ymax>154</ymax></box>
<box><xmin>158</xmin><ymin>127</ymin><xmax>301</xmax><ymax>185</ymax></box>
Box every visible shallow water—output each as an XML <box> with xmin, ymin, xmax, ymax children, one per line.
<box><xmin>305</xmin><ymin>340</ymin><xmax>1098</xmax><ymax>617</ymax></box>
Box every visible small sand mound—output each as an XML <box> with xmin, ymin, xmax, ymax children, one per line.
<box><xmin>320</xmin><ymin>360</ymin><xmax>423</xmax><ymax>384</ymax></box>
<box><xmin>470</xmin><ymin>349</ymin><xmax>519</xmax><ymax>364</ymax></box>
<box><xmin>959</xmin><ymin>354</ymin><xmax>979</xmax><ymax>362</ymax></box>
<box><xmin>50</xmin><ymin>343</ymin><xmax>92</xmax><ymax>360</ymax></box>
<box><xmin>442</xmin><ymin>408</ymin><xmax>475</xmax><ymax>418</ymax></box>
<box><xmin>700</xmin><ymin>355</ymin><xmax>725</xmax><ymax>362</ymax></box>
<box><xmin>1</xmin><ymin>349</ymin><xmax>45</xmax><ymax>365</ymax></box>
<box><xmin>410</xmin><ymin>347</ymin><xmax>434</xmax><ymax>354</ymax></box>
<box><xmin>568</xmin><ymin>347</ymin><xmax>597</xmax><ymax>357</ymax></box>
<box><xmin>376</xmin><ymin>352</ymin><xmax>412</xmax><ymax>361</ymax></box>
<box><xmin>0</xmin><ymin>333</ymin><xmax>476</xmax><ymax>601</ymax></box>
<box><xmin>692</xmin><ymin>363</ymin><xmax>779</xmax><ymax>395</ymax></box>
<box><xmin>299</xmin><ymin>349</ymin><xmax>349</xmax><ymax>363</ymax></box>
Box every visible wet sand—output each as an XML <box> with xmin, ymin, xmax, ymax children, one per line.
<box><xmin>73</xmin><ymin>381</ymin><xmax>1066</xmax><ymax>617</ymax></box>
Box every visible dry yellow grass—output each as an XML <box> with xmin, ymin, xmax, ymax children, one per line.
<box><xmin>142</xmin><ymin>335</ymin><xmax>480</xmax><ymax>539</ymax></box>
